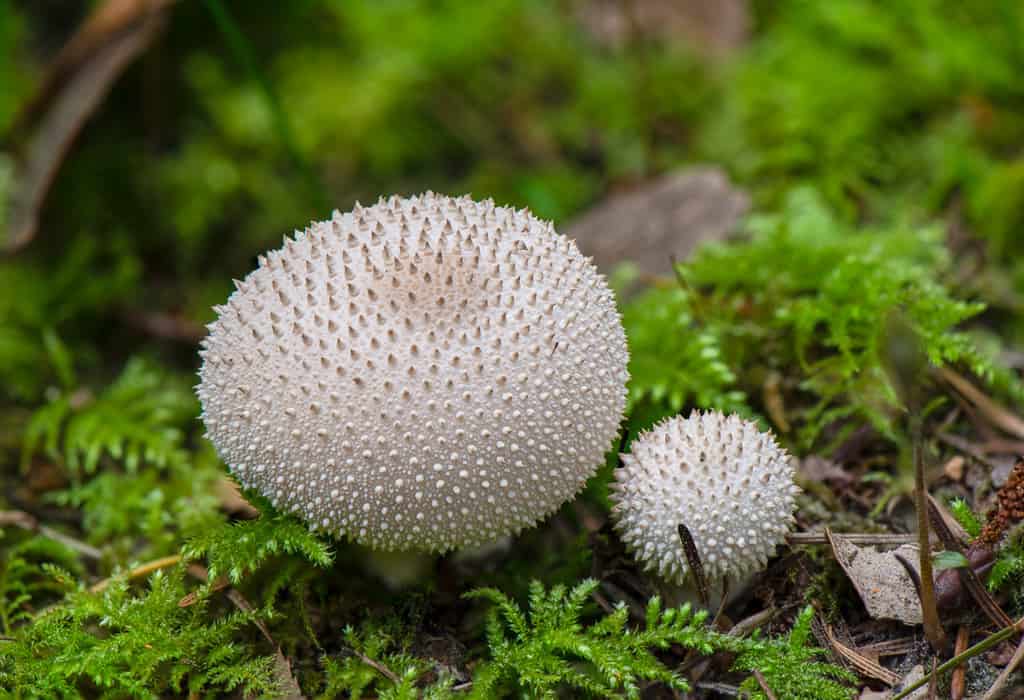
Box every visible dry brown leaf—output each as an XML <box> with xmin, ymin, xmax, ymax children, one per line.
<box><xmin>827</xmin><ymin>532</ymin><xmax>923</xmax><ymax>625</ymax></box>
<box><xmin>943</xmin><ymin>455</ymin><xmax>965</xmax><ymax>481</ymax></box>
<box><xmin>575</xmin><ymin>0</ymin><xmax>750</xmax><ymax>56</ymax></box>
<box><xmin>798</xmin><ymin>456</ymin><xmax>854</xmax><ymax>487</ymax></box>
<box><xmin>564</xmin><ymin>167</ymin><xmax>749</xmax><ymax>279</ymax></box>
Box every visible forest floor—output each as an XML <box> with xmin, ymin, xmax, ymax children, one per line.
<box><xmin>3</xmin><ymin>1</ymin><xmax>1024</xmax><ymax>698</ymax></box>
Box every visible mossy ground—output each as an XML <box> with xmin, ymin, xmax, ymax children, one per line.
<box><xmin>2</xmin><ymin>1</ymin><xmax>1024</xmax><ymax>697</ymax></box>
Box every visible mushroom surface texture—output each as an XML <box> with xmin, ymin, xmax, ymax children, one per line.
<box><xmin>197</xmin><ymin>192</ymin><xmax>629</xmax><ymax>552</ymax></box>
<box><xmin>610</xmin><ymin>411</ymin><xmax>799</xmax><ymax>583</ymax></box>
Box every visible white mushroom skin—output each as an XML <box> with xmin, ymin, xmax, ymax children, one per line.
<box><xmin>610</xmin><ymin>411</ymin><xmax>799</xmax><ymax>583</ymax></box>
<box><xmin>197</xmin><ymin>193</ymin><xmax>628</xmax><ymax>552</ymax></box>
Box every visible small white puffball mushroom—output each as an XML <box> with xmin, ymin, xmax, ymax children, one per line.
<box><xmin>197</xmin><ymin>192</ymin><xmax>629</xmax><ymax>552</ymax></box>
<box><xmin>610</xmin><ymin>410</ymin><xmax>799</xmax><ymax>584</ymax></box>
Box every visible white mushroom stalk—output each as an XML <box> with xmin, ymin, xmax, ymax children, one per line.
<box><xmin>610</xmin><ymin>411</ymin><xmax>799</xmax><ymax>583</ymax></box>
<box><xmin>197</xmin><ymin>193</ymin><xmax>629</xmax><ymax>552</ymax></box>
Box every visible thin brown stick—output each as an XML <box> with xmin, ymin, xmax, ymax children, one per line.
<box><xmin>752</xmin><ymin>669</ymin><xmax>778</xmax><ymax>700</ymax></box>
<box><xmin>727</xmin><ymin>607</ymin><xmax>777</xmax><ymax>638</ymax></box>
<box><xmin>858</xmin><ymin>638</ymin><xmax>917</xmax><ymax>657</ymax></box>
<box><xmin>709</xmin><ymin>576</ymin><xmax>730</xmax><ymax>632</ymax></box>
<box><xmin>950</xmin><ymin>625</ymin><xmax>969</xmax><ymax>700</ymax></box>
<box><xmin>786</xmin><ymin>532</ymin><xmax>916</xmax><ymax>546</ymax></box>
<box><xmin>938</xmin><ymin>367</ymin><xmax>1024</xmax><ymax>439</ymax></box>
<box><xmin>894</xmin><ymin>617</ymin><xmax>1024</xmax><ymax>699</ymax></box>
<box><xmin>226</xmin><ymin>591</ymin><xmax>305</xmax><ymax>699</ymax></box>
<box><xmin>351</xmin><ymin>647</ymin><xmax>401</xmax><ymax>685</ymax></box>
<box><xmin>3</xmin><ymin>0</ymin><xmax>177</xmax><ymax>252</ymax></box>
<box><xmin>928</xmin><ymin>656</ymin><xmax>937</xmax><ymax>700</ymax></box>
<box><xmin>88</xmin><ymin>554</ymin><xmax>181</xmax><ymax>593</ymax></box>
<box><xmin>980</xmin><ymin>438</ymin><xmax>1024</xmax><ymax>454</ymax></box>
<box><xmin>187</xmin><ymin>563</ymin><xmax>305</xmax><ymax>699</ymax></box>
<box><xmin>589</xmin><ymin>587</ymin><xmax>616</xmax><ymax>616</ymax></box>
<box><xmin>177</xmin><ymin>572</ymin><xmax>230</xmax><ymax>608</ymax></box>
<box><xmin>0</xmin><ymin>509</ymin><xmax>102</xmax><ymax>560</ymax></box>
<box><xmin>913</xmin><ymin>418</ymin><xmax>945</xmax><ymax>652</ymax></box>
<box><xmin>936</xmin><ymin>432</ymin><xmax>1003</xmax><ymax>472</ymax></box>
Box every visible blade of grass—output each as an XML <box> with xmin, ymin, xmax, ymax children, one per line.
<box><xmin>202</xmin><ymin>0</ymin><xmax>328</xmax><ymax>212</ymax></box>
<box><xmin>982</xmin><ymin>630</ymin><xmax>1024</xmax><ymax>700</ymax></box>
<box><xmin>893</xmin><ymin>617</ymin><xmax>1024</xmax><ymax>699</ymax></box>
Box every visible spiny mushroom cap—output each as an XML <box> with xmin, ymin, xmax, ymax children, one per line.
<box><xmin>197</xmin><ymin>193</ymin><xmax>629</xmax><ymax>552</ymax></box>
<box><xmin>610</xmin><ymin>411</ymin><xmax>799</xmax><ymax>584</ymax></box>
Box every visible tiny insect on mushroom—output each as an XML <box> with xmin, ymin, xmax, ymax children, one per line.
<box><xmin>197</xmin><ymin>192</ymin><xmax>629</xmax><ymax>552</ymax></box>
<box><xmin>610</xmin><ymin>410</ymin><xmax>800</xmax><ymax>584</ymax></box>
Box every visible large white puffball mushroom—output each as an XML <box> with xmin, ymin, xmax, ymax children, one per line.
<box><xmin>611</xmin><ymin>411</ymin><xmax>799</xmax><ymax>583</ymax></box>
<box><xmin>197</xmin><ymin>193</ymin><xmax>629</xmax><ymax>552</ymax></box>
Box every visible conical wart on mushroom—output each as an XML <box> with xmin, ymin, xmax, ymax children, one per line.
<box><xmin>610</xmin><ymin>411</ymin><xmax>799</xmax><ymax>584</ymax></box>
<box><xmin>197</xmin><ymin>193</ymin><xmax>629</xmax><ymax>552</ymax></box>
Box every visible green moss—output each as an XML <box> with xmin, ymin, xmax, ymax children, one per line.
<box><xmin>635</xmin><ymin>187</ymin><xmax>1002</xmax><ymax>447</ymax></box>
<box><xmin>0</xmin><ymin>568</ymin><xmax>280</xmax><ymax>698</ymax></box>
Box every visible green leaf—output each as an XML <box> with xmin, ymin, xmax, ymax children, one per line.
<box><xmin>933</xmin><ymin>550</ymin><xmax>971</xmax><ymax>571</ymax></box>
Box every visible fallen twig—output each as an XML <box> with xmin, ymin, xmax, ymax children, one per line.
<box><xmin>912</xmin><ymin>416</ymin><xmax>945</xmax><ymax>652</ymax></box>
<box><xmin>187</xmin><ymin>562</ymin><xmax>305</xmax><ymax>699</ymax></box>
<box><xmin>3</xmin><ymin>0</ymin><xmax>178</xmax><ymax>252</ymax></box>
<box><xmin>177</xmin><ymin>563</ymin><xmax>230</xmax><ymax>608</ymax></box>
<box><xmin>89</xmin><ymin>554</ymin><xmax>181</xmax><ymax>593</ymax></box>
<box><xmin>350</xmin><ymin>647</ymin><xmax>401</xmax><ymax>685</ymax></box>
<box><xmin>0</xmin><ymin>509</ymin><xmax>102</xmax><ymax>560</ymax></box>
<box><xmin>858</xmin><ymin>638</ymin><xmax>918</xmax><ymax>658</ymax></box>
<box><xmin>893</xmin><ymin>617</ymin><xmax>1024</xmax><ymax>699</ymax></box>
<box><xmin>786</xmin><ymin>532</ymin><xmax>916</xmax><ymax>546</ymax></box>
<box><xmin>936</xmin><ymin>432</ymin><xmax>1003</xmax><ymax>472</ymax></box>
<box><xmin>752</xmin><ymin>669</ymin><xmax>777</xmax><ymax>700</ymax></box>
<box><xmin>938</xmin><ymin>367</ymin><xmax>1024</xmax><ymax>440</ymax></box>
<box><xmin>727</xmin><ymin>606</ymin><xmax>778</xmax><ymax>638</ymax></box>
<box><xmin>950</xmin><ymin>625</ymin><xmax>969</xmax><ymax>700</ymax></box>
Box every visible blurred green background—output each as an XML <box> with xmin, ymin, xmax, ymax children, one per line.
<box><xmin>3</xmin><ymin>0</ymin><xmax>1024</xmax><ymax>394</ymax></box>
<box><xmin>3</xmin><ymin>0</ymin><xmax>1023</xmax><ymax>347</ymax></box>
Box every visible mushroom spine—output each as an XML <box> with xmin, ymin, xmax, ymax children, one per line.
<box><xmin>197</xmin><ymin>192</ymin><xmax>629</xmax><ymax>552</ymax></box>
<box><xmin>610</xmin><ymin>411</ymin><xmax>799</xmax><ymax>583</ymax></box>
